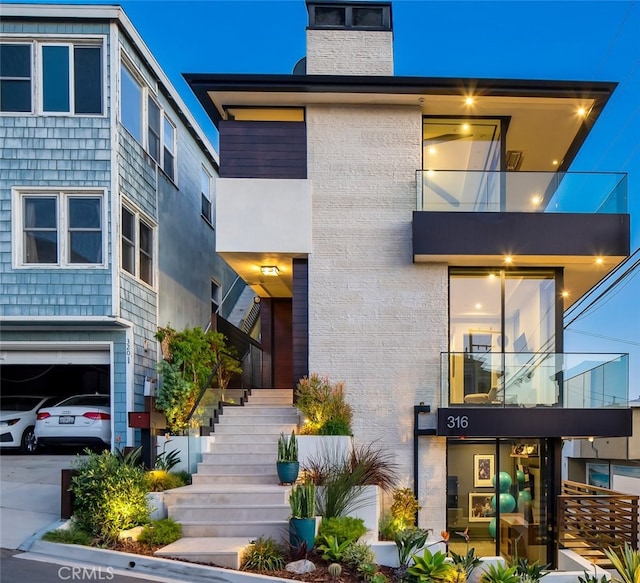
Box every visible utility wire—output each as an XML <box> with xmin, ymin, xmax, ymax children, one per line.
<box><xmin>567</xmin><ymin>328</ymin><xmax>640</xmax><ymax>348</ymax></box>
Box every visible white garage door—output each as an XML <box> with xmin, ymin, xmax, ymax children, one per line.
<box><xmin>0</xmin><ymin>346</ymin><xmax>110</xmax><ymax>365</ymax></box>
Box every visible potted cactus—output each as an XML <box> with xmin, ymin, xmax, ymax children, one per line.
<box><xmin>289</xmin><ymin>481</ymin><xmax>316</xmax><ymax>551</ymax></box>
<box><xmin>277</xmin><ymin>430</ymin><xmax>299</xmax><ymax>485</ymax></box>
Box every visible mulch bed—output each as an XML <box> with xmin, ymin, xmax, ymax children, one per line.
<box><xmin>106</xmin><ymin>540</ymin><xmax>402</xmax><ymax>583</ymax></box>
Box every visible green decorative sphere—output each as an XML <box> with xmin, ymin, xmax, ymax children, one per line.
<box><xmin>488</xmin><ymin>517</ymin><xmax>496</xmax><ymax>538</ymax></box>
<box><xmin>491</xmin><ymin>492</ymin><xmax>516</xmax><ymax>513</ymax></box>
<box><xmin>516</xmin><ymin>470</ymin><xmax>525</xmax><ymax>485</ymax></box>
<box><xmin>492</xmin><ymin>471</ymin><xmax>513</xmax><ymax>493</ymax></box>
<box><xmin>518</xmin><ymin>490</ymin><xmax>532</xmax><ymax>511</ymax></box>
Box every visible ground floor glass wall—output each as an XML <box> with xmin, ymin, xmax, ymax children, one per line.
<box><xmin>447</xmin><ymin>438</ymin><xmax>548</xmax><ymax>563</ymax></box>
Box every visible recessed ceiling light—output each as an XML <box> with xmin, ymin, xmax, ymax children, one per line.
<box><xmin>531</xmin><ymin>195</ymin><xmax>541</xmax><ymax>206</ymax></box>
<box><xmin>561</xmin><ymin>290</ymin><xmax>569</xmax><ymax>298</ymax></box>
<box><xmin>462</xmin><ymin>123</ymin><xmax>470</xmax><ymax>131</ymax></box>
<box><xmin>577</xmin><ymin>107</ymin><xmax>587</xmax><ymax>117</ymax></box>
<box><xmin>504</xmin><ymin>256</ymin><xmax>513</xmax><ymax>264</ymax></box>
<box><xmin>595</xmin><ymin>257</ymin><xmax>604</xmax><ymax>265</ymax></box>
<box><xmin>261</xmin><ymin>266</ymin><xmax>279</xmax><ymax>276</ymax></box>
<box><xmin>465</xmin><ymin>97</ymin><xmax>474</xmax><ymax>106</ymax></box>
<box><xmin>428</xmin><ymin>146</ymin><xmax>436</xmax><ymax>155</ymax></box>
<box><xmin>488</xmin><ymin>273</ymin><xmax>497</xmax><ymax>280</ymax></box>
<box><xmin>552</xmin><ymin>160</ymin><xmax>559</xmax><ymax>166</ymax></box>
<box><xmin>475</xmin><ymin>303</ymin><xmax>482</xmax><ymax>309</ymax></box>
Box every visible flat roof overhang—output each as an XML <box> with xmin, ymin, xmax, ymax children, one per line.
<box><xmin>436</xmin><ymin>407</ymin><xmax>633</xmax><ymax>438</ymax></box>
<box><xmin>185</xmin><ymin>73</ymin><xmax>617</xmax><ymax>172</ymax></box>
<box><xmin>413</xmin><ymin>211</ymin><xmax>630</xmax><ymax>308</ymax></box>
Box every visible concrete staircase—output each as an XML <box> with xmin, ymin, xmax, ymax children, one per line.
<box><xmin>156</xmin><ymin>388</ymin><xmax>298</xmax><ymax>569</ymax></box>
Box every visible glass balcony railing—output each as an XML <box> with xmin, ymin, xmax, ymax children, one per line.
<box><xmin>440</xmin><ymin>352</ymin><xmax>629</xmax><ymax>408</ymax></box>
<box><xmin>417</xmin><ymin>171</ymin><xmax>628</xmax><ymax>213</ymax></box>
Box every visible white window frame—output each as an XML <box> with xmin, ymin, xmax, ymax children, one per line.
<box><xmin>12</xmin><ymin>187</ymin><xmax>107</xmax><ymax>269</ymax></box>
<box><xmin>119</xmin><ymin>51</ymin><xmax>178</xmax><ymax>185</ymax></box>
<box><xmin>0</xmin><ymin>42</ymin><xmax>33</xmax><ymax>113</ymax></box>
<box><xmin>0</xmin><ymin>36</ymin><xmax>105</xmax><ymax>116</ymax></box>
<box><xmin>200</xmin><ymin>166</ymin><xmax>213</xmax><ymax>225</ymax></box>
<box><xmin>120</xmin><ymin>203</ymin><xmax>156</xmax><ymax>289</ymax></box>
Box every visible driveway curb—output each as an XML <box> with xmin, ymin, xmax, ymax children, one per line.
<box><xmin>25</xmin><ymin>539</ymin><xmax>290</xmax><ymax>583</ymax></box>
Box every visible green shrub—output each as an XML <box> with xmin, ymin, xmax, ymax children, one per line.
<box><xmin>138</xmin><ymin>518</ymin><xmax>182</xmax><ymax>546</ymax></box>
<box><xmin>342</xmin><ymin>540</ymin><xmax>376</xmax><ymax>569</ymax></box>
<box><xmin>295</xmin><ymin>374</ymin><xmax>352</xmax><ymax>435</ymax></box>
<box><xmin>318</xmin><ymin>516</ymin><xmax>366</xmax><ymax>544</ymax></box>
<box><xmin>42</xmin><ymin>525</ymin><xmax>93</xmax><ymax>546</ymax></box>
<box><xmin>316</xmin><ymin>534</ymin><xmax>352</xmax><ymax>562</ymax></box>
<box><xmin>145</xmin><ymin>470</ymin><xmax>187</xmax><ymax>492</ymax></box>
<box><xmin>70</xmin><ymin>449</ymin><xmax>150</xmax><ymax>542</ymax></box>
<box><xmin>390</xmin><ymin>487</ymin><xmax>421</xmax><ymax>531</ymax></box>
<box><xmin>407</xmin><ymin>548</ymin><xmax>454</xmax><ymax>583</ymax></box>
<box><xmin>480</xmin><ymin>563</ymin><xmax>520</xmax><ymax>583</ymax></box>
<box><xmin>241</xmin><ymin>536</ymin><xmax>286</xmax><ymax>571</ymax></box>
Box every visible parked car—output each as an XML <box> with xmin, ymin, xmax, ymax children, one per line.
<box><xmin>35</xmin><ymin>394</ymin><xmax>111</xmax><ymax>449</ymax></box>
<box><xmin>0</xmin><ymin>396</ymin><xmax>59</xmax><ymax>454</ymax></box>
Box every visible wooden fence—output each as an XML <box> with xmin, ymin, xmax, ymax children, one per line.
<box><xmin>558</xmin><ymin>480</ymin><xmax>638</xmax><ymax>565</ymax></box>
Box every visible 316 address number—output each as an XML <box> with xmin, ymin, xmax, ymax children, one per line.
<box><xmin>446</xmin><ymin>415</ymin><xmax>469</xmax><ymax>429</ymax></box>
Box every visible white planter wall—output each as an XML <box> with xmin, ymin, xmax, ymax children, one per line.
<box><xmin>297</xmin><ymin>435</ymin><xmax>353</xmax><ymax>467</ymax></box>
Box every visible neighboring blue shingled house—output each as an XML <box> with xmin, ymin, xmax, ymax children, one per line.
<box><xmin>0</xmin><ymin>3</ymin><xmax>250</xmax><ymax>451</ymax></box>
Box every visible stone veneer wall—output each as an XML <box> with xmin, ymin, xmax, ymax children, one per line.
<box><xmin>306</xmin><ymin>103</ymin><xmax>448</xmax><ymax>531</ymax></box>
<box><xmin>306</xmin><ymin>30</ymin><xmax>394</xmax><ymax>76</ymax></box>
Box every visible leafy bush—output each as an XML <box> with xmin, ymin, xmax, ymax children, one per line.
<box><xmin>318</xmin><ymin>516</ymin><xmax>367</xmax><ymax>544</ymax></box>
<box><xmin>242</xmin><ymin>536</ymin><xmax>286</xmax><ymax>571</ymax></box>
<box><xmin>407</xmin><ymin>548</ymin><xmax>454</xmax><ymax>583</ymax></box>
<box><xmin>154</xmin><ymin>447</ymin><xmax>181</xmax><ymax>472</ymax></box>
<box><xmin>480</xmin><ymin>563</ymin><xmax>520</xmax><ymax>583</ymax></box>
<box><xmin>139</xmin><ymin>518</ymin><xmax>182</xmax><ymax>546</ymax></box>
<box><xmin>42</xmin><ymin>525</ymin><xmax>93</xmax><ymax>546</ymax></box>
<box><xmin>316</xmin><ymin>534</ymin><xmax>352</xmax><ymax>562</ymax></box>
<box><xmin>604</xmin><ymin>544</ymin><xmax>640</xmax><ymax>583</ymax></box>
<box><xmin>71</xmin><ymin>449</ymin><xmax>150</xmax><ymax>542</ymax></box>
<box><xmin>145</xmin><ymin>470</ymin><xmax>187</xmax><ymax>492</ymax></box>
<box><xmin>304</xmin><ymin>442</ymin><xmax>397</xmax><ymax>518</ymax></box>
<box><xmin>342</xmin><ymin>540</ymin><xmax>376</xmax><ymax>569</ymax></box>
<box><xmin>395</xmin><ymin>527</ymin><xmax>431</xmax><ymax>569</ymax></box>
<box><xmin>391</xmin><ymin>487</ymin><xmax>421</xmax><ymax>530</ymax></box>
<box><xmin>451</xmin><ymin>548</ymin><xmax>483</xmax><ymax>579</ymax></box>
<box><xmin>155</xmin><ymin>326</ymin><xmax>242</xmax><ymax>434</ymax></box>
<box><xmin>295</xmin><ymin>374</ymin><xmax>352</xmax><ymax>435</ymax></box>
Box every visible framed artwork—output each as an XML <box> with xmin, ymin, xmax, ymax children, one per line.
<box><xmin>474</xmin><ymin>454</ymin><xmax>495</xmax><ymax>487</ymax></box>
<box><xmin>468</xmin><ymin>492</ymin><xmax>493</xmax><ymax>522</ymax></box>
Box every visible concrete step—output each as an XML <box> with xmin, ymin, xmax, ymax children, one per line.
<box><xmin>245</xmin><ymin>393</ymin><xmax>293</xmax><ymax>406</ymax></box>
<box><xmin>218</xmin><ymin>416</ymin><xmax>298</xmax><ymax>427</ymax></box>
<box><xmin>164</xmin><ymin>485</ymin><xmax>290</xmax><ymax>506</ymax></box>
<box><xmin>191</xmin><ymin>473</ymin><xmax>279</xmax><ymax>486</ymax></box>
<box><xmin>220</xmin><ymin>405</ymin><xmax>298</xmax><ymax>423</ymax></box>
<box><xmin>196</xmin><ymin>462</ymin><xmax>275</xmax><ymax>476</ymax></box>
<box><xmin>180</xmin><ymin>520</ymin><xmax>288</xmax><ymax>539</ymax></box>
<box><xmin>155</xmin><ymin>537</ymin><xmax>253</xmax><ymax>570</ymax></box>
<box><xmin>214</xmin><ymin>423</ymin><xmax>297</xmax><ymax>434</ymax></box>
<box><xmin>205</xmin><ymin>433</ymin><xmax>282</xmax><ymax>445</ymax></box>
<box><xmin>201</xmin><ymin>452</ymin><xmax>274</xmax><ymax>464</ymax></box>
<box><xmin>168</xmin><ymin>504</ymin><xmax>289</xmax><ymax>522</ymax></box>
<box><xmin>202</xmin><ymin>444</ymin><xmax>278</xmax><ymax>462</ymax></box>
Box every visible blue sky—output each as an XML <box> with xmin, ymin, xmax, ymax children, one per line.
<box><xmin>10</xmin><ymin>0</ymin><xmax>640</xmax><ymax>394</ymax></box>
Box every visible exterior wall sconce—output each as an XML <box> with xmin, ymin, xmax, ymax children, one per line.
<box><xmin>261</xmin><ymin>266</ymin><xmax>279</xmax><ymax>276</ymax></box>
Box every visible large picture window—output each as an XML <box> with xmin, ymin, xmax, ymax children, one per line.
<box><xmin>0</xmin><ymin>41</ymin><xmax>102</xmax><ymax>114</ymax></box>
<box><xmin>120</xmin><ymin>63</ymin><xmax>142</xmax><ymax>142</ymax></box>
<box><xmin>15</xmin><ymin>190</ymin><xmax>104</xmax><ymax>266</ymax></box>
<box><xmin>121</xmin><ymin>205</ymin><xmax>154</xmax><ymax>286</ymax></box>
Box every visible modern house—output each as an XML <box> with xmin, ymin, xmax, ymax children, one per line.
<box><xmin>0</xmin><ymin>4</ymin><xmax>250</xmax><ymax>452</ymax></box>
<box><xmin>184</xmin><ymin>0</ymin><xmax>633</xmax><ymax>565</ymax></box>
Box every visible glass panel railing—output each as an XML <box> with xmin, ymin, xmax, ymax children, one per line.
<box><xmin>417</xmin><ymin>171</ymin><xmax>628</xmax><ymax>213</ymax></box>
<box><xmin>441</xmin><ymin>352</ymin><xmax>628</xmax><ymax>408</ymax></box>
<box><xmin>186</xmin><ymin>387</ymin><xmax>224</xmax><ymax>475</ymax></box>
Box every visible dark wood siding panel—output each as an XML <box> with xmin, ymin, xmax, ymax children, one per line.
<box><xmin>260</xmin><ymin>299</ymin><xmax>273</xmax><ymax>388</ymax></box>
<box><xmin>273</xmin><ymin>300</ymin><xmax>293</xmax><ymax>388</ymax></box>
<box><xmin>220</xmin><ymin>120</ymin><xmax>307</xmax><ymax>179</ymax></box>
<box><xmin>292</xmin><ymin>258</ymin><xmax>309</xmax><ymax>389</ymax></box>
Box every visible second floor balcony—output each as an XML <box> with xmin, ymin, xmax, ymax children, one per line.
<box><xmin>413</xmin><ymin>171</ymin><xmax>630</xmax><ymax>308</ymax></box>
<box><xmin>436</xmin><ymin>351</ymin><xmax>632</xmax><ymax>439</ymax></box>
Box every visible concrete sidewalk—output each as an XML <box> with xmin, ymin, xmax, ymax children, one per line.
<box><xmin>0</xmin><ymin>453</ymin><xmax>77</xmax><ymax>550</ymax></box>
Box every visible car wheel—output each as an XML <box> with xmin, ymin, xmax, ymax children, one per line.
<box><xmin>20</xmin><ymin>426</ymin><xmax>38</xmax><ymax>454</ymax></box>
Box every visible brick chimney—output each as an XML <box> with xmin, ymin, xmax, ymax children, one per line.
<box><xmin>305</xmin><ymin>1</ymin><xmax>393</xmax><ymax>75</ymax></box>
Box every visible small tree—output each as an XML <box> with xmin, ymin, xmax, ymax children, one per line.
<box><xmin>155</xmin><ymin>325</ymin><xmax>242</xmax><ymax>434</ymax></box>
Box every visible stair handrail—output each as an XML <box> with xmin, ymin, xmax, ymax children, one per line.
<box><xmin>185</xmin><ymin>349</ymin><xmax>242</xmax><ymax>424</ymax></box>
